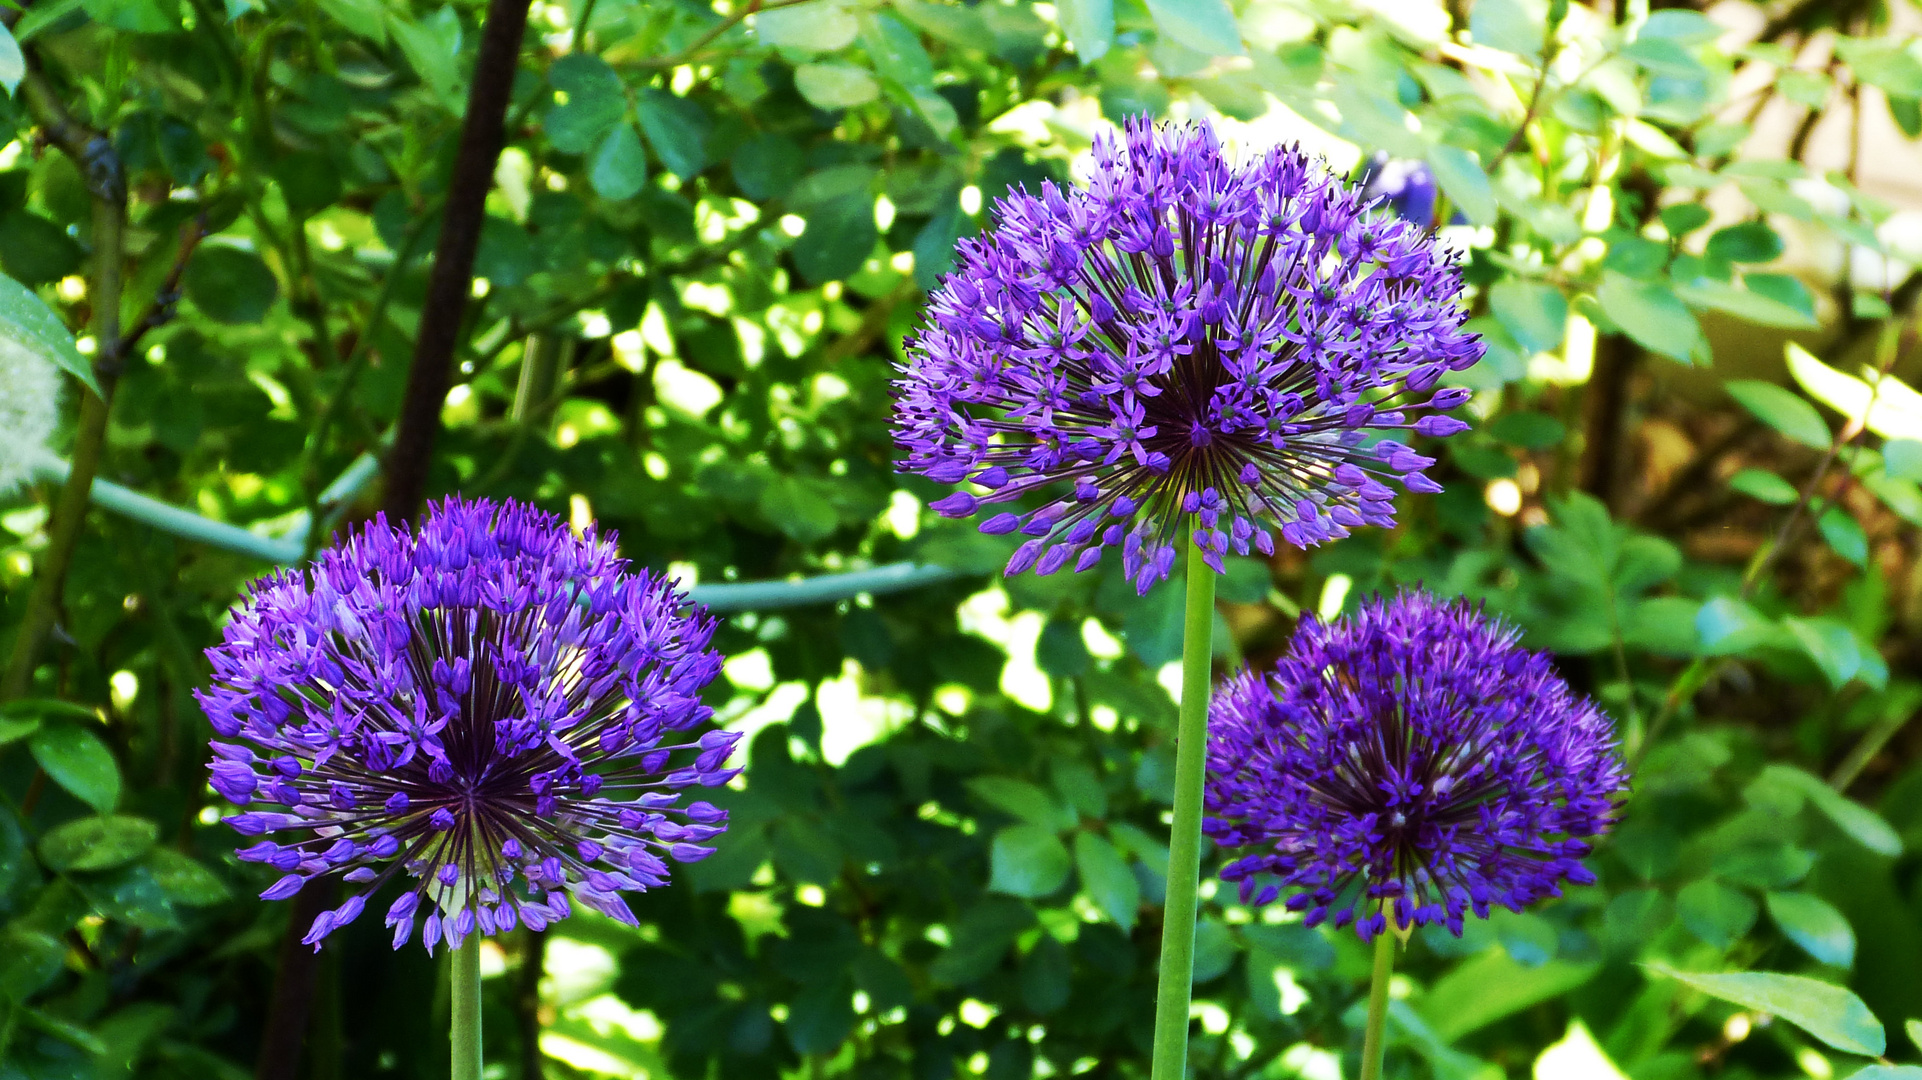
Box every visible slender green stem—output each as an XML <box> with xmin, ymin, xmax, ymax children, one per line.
<box><xmin>452</xmin><ymin>934</ymin><xmax>483</xmax><ymax>1080</ymax></box>
<box><xmin>1358</xmin><ymin>928</ymin><xmax>1395</xmax><ymax>1080</ymax></box>
<box><xmin>1149</xmin><ymin>536</ymin><xmax>1217</xmax><ymax>1080</ymax></box>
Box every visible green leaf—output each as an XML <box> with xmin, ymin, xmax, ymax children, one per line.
<box><xmin>791</xmin><ymin>192</ymin><xmax>878</xmax><ymax>285</ymax></box>
<box><xmin>1596</xmin><ymin>272</ymin><xmax>1705</xmax><ymax>363</ymax></box>
<box><xmin>1646</xmin><ymin>965</ymin><xmax>1885</xmax><ymax>1057</ymax></box>
<box><xmin>38</xmin><ymin>815</ymin><xmax>157</xmax><ymax>872</ymax></box>
<box><xmin>1730</xmin><ymin>468</ymin><xmax>1798</xmax><ymax>505</ymax></box>
<box><xmin>1035</xmin><ymin>618</ymin><xmax>1091</xmax><ymax>678</ymax></box>
<box><xmin>1192</xmin><ymin>917</ymin><xmax>1236</xmax><ymax>982</ymax></box>
<box><xmin>1425</xmin><ymin>145</ymin><xmax>1496</xmax><ymax>226</ymax></box>
<box><xmin>0</xmin><ymin>716</ymin><xmax>36</xmax><ymax>745</ymax></box>
<box><xmin>1604</xmin><ymin>889</ymin><xmax>1674</xmax><ymax>954</ymax></box>
<box><xmin>966</xmin><ymin>777</ymin><xmax>1073</xmax><ymax>830</ymax></box>
<box><xmin>28</xmin><ymin>722</ymin><xmax>120</xmax><ymax>814</ymax></box>
<box><xmin>1909</xmin><ymin>1018</ymin><xmax>1922</xmax><ymax>1054</ymax></box>
<box><xmin>0</xmin><ymin>24</ymin><xmax>22</xmax><ymax>96</ymax></box>
<box><xmin>1418</xmin><ymin>951</ymin><xmax>1600</xmax><ymax>1041</ymax></box>
<box><xmin>386</xmin><ymin>7</ymin><xmax>462</xmax><ymax>109</ymax></box>
<box><xmin>0</xmin><ymin>926</ymin><xmax>66</xmax><ymax>1001</ymax></box>
<box><xmin>1469</xmin><ymin>0</ymin><xmax>1545</xmax><ymax>56</ymax></box>
<box><xmin>545</xmin><ymin>53</ymin><xmax>626</xmax><ymax>155</ymax></box>
<box><xmin>1782</xmin><ymin>616</ymin><xmax>1864</xmax><ymax>690</ymax></box>
<box><xmin>1140</xmin><ymin>0</ymin><xmax>1242</xmax><ymax>57</ymax></box>
<box><xmin>1055</xmin><ymin>0</ymin><xmax>1113</xmax><ymax>61</ymax></box>
<box><xmin>758</xmin><ymin>475</ymin><xmax>840</xmax><ymax>543</ymax></box>
<box><xmin>1073</xmin><ymin>833</ymin><xmax>1138</xmax><ymax>931</ymax></box>
<box><xmin>858</xmin><ymin>13</ymin><xmax>935</xmax><ymax>86</ymax></box>
<box><xmin>0</xmin><ymin>270</ymin><xmax>94</xmax><ymax>396</ymax></box>
<box><xmin>1847</xmin><ymin>1068</ymin><xmax>1922</xmax><ymax>1080</ymax></box>
<box><xmin>1049</xmin><ymin>760</ymin><xmax>1107</xmax><ymax>820</ymax></box>
<box><xmin>1489</xmin><ymin>411</ymin><xmax>1567</xmax><ymax>450</ymax></box>
<box><xmin>312</xmin><ymin>0</ymin><xmax>386</xmax><ymax>41</ymax></box>
<box><xmin>588</xmin><ymin>124</ymin><xmax>648</xmax><ymax>201</ymax></box>
<box><xmin>1818</xmin><ymin>508</ymin><xmax>1868</xmax><ymax>566</ymax></box>
<box><xmin>1675</xmin><ymin>278</ymin><xmax>1819</xmax><ymax>330</ymax></box>
<box><xmin>1884</xmin><ymin>438</ymin><xmax>1922</xmax><ymax>480</ymax></box>
<box><xmin>1488</xmin><ymin>281</ymin><xmax>1567</xmax><ymax>354</ymax></box>
<box><xmin>756</xmin><ymin>0</ymin><xmax>859</xmax><ymax>51</ymax></box>
<box><xmin>1726</xmin><ymin>379</ymin><xmax>1831</xmax><ymax>449</ymax></box>
<box><xmin>794</xmin><ymin>63</ymin><xmax>880</xmax><ymax>109</ymax></box>
<box><xmin>930</xmin><ymin>898</ymin><xmax>1034</xmax><ymax>985</ymax></box>
<box><xmin>636</xmin><ymin>89</ymin><xmax>707</xmax><ymax>180</ymax></box>
<box><xmin>1759</xmin><ymin>765</ymin><xmax>1902</xmax><ymax>856</ymax></box>
<box><xmin>1676</xmin><ymin>878</ymin><xmax>1757</xmax><ymax>948</ymax></box>
<box><xmin>80</xmin><ymin>0</ymin><xmax>174</xmax><ymax>33</ymax></box>
<box><xmin>731</xmin><ymin>134</ymin><xmax>803</xmax><ymax>202</ymax></box>
<box><xmin>785</xmin><ymin>977</ymin><xmax>856</xmax><ymax>1055</ymax></box>
<box><xmin>1766</xmin><ymin>892</ymin><xmax>1855</xmax><ymax>967</ymax></box>
<box><xmin>184</xmin><ymin>244</ymin><xmax>279</xmax><ymax>325</ymax></box>
<box><xmin>144</xmin><ymin>849</ymin><xmax>230</xmax><ymax>906</ymax></box>
<box><xmin>987</xmin><ymin>824</ymin><xmax>1071</xmax><ymax>898</ymax></box>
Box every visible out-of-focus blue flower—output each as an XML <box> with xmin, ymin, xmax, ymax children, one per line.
<box><xmin>1205</xmin><ymin>593</ymin><xmax>1627</xmax><ymax>942</ymax></box>
<box><xmin>893</xmin><ymin>118</ymin><xmax>1483</xmax><ymax>594</ymax></box>
<box><xmin>1356</xmin><ymin>151</ymin><xmax>1439</xmax><ymax>228</ymax></box>
<box><xmin>198</xmin><ymin>497</ymin><xmax>735</xmax><ymax>952</ymax></box>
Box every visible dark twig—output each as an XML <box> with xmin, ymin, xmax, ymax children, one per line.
<box><xmin>381</xmin><ymin>0</ymin><xmax>537</xmax><ymax>522</ymax></box>
<box><xmin>636</xmin><ymin>0</ymin><xmax>816</xmax><ymax>68</ymax></box>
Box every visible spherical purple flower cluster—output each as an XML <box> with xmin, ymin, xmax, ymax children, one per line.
<box><xmin>1357</xmin><ymin>151</ymin><xmax>1439</xmax><ymax>229</ymax></box>
<box><xmin>1204</xmin><ymin>593</ymin><xmax>1627</xmax><ymax>942</ymax></box>
<box><xmin>197</xmin><ymin>498</ymin><xmax>736</xmax><ymax>953</ymax></box>
<box><xmin>893</xmin><ymin>118</ymin><xmax>1483</xmax><ymax>593</ymax></box>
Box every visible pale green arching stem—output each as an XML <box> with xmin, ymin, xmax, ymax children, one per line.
<box><xmin>1148</xmin><ymin>534</ymin><xmax>1218</xmax><ymax>1080</ymax></box>
<box><xmin>452</xmin><ymin>933</ymin><xmax>483</xmax><ymax>1080</ymax></box>
<box><xmin>1358</xmin><ymin>927</ymin><xmax>1396</xmax><ymax>1080</ymax></box>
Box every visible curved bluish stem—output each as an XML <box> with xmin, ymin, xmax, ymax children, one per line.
<box><xmin>451</xmin><ymin>934</ymin><xmax>482</xmax><ymax>1080</ymax></box>
<box><xmin>1358</xmin><ymin>929</ymin><xmax>1395</xmax><ymax>1080</ymax></box>
<box><xmin>1148</xmin><ymin>534</ymin><xmax>1217</xmax><ymax>1080</ymax></box>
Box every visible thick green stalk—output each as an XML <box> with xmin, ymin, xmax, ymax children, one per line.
<box><xmin>1148</xmin><ymin>537</ymin><xmax>1217</xmax><ymax>1080</ymax></box>
<box><xmin>1358</xmin><ymin>929</ymin><xmax>1396</xmax><ymax>1080</ymax></box>
<box><xmin>452</xmin><ymin>934</ymin><xmax>483</xmax><ymax>1080</ymax></box>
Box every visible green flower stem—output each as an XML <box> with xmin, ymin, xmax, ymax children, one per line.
<box><xmin>451</xmin><ymin>933</ymin><xmax>483</xmax><ymax>1080</ymax></box>
<box><xmin>1148</xmin><ymin>535</ymin><xmax>1217</xmax><ymax>1080</ymax></box>
<box><xmin>1358</xmin><ymin>927</ymin><xmax>1396</xmax><ymax>1080</ymax></box>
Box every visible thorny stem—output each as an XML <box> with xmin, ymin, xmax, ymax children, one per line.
<box><xmin>1148</xmin><ymin>535</ymin><xmax>1217</xmax><ymax>1080</ymax></box>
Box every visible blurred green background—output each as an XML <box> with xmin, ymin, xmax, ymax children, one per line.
<box><xmin>1</xmin><ymin>0</ymin><xmax>1921</xmax><ymax>1076</ymax></box>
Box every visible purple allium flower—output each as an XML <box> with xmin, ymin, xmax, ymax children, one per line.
<box><xmin>892</xmin><ymin>118</ymin><xmax>1483</xmax><ymax>593</ymax></box>
<box><xmin>196</xmin><ymin>498</ymin><xmax>736</xmax><ymax>953</ymax></box>
<box><xmin>1204</xmin><ymin>593</ymin><xmax>1627</xmax><ymax>942</ymax></box>
<box><xmin>1357</xmin><ymin>152</ymin><xmax>1439</xmax><ymax>229</ymax></box>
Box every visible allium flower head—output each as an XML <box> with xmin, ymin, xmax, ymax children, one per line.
<box><xmin>893</xmin><ymin>118</ymin><xmax>1483</xmax><ymax>593</ymax></box>
<box><xmin>1204</xmin><ymin>593</ymin><xmax>1626</xmax><ymax>942</ymax></box>
<box><xmin>0</xmin><ymin>337</ymin><xmax>63</xmax><ymax>499</ymax></box>
<box><xmin>197</xmin><ymin>498</ymin><xmax>736</xmax><ymax>952</ymax></box>
<box><xmin>1357</xmin><ymin>152</ymin><xmax>1439</xmax><ymax>229</ymax></box>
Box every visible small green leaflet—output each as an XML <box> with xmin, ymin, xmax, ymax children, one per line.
<box><xmin>0</xmin><ymin>271</ymin><xmax>96</xmax><ymax>396</ymax></box>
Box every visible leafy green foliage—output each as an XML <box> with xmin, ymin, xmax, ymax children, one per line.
<box><xmin>0</xmin><ymin>0</ymin><xmax>1919</xmax><ymax>1076</ymax></box>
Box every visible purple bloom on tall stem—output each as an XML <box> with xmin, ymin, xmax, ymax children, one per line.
<box><xmin>1205</xmin><ymin>593</ymin><xmax>1628</xmax><ymax>942</ymax></box>
<box><xmin>893</xmin><ymin>118</ymin><xmax>1483</xmax><ymax>594</ymax></box>
<box><xmin>197</xmin><ymin>497</ymin><xmax>736</xmax><ymax>952</ymax></box>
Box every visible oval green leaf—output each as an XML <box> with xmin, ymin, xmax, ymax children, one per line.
<box><xmin>39</xmin><ymin>815</ymin><xmax>158</xmax><ymax>872</ymax></box>
<box><xmin>28</xmin><ymin>721</ymin><xmax>120</xmax><ymax>814</ymax></box>
<box><xmin>1648</xmin><ymin>964</ymin><xmax>1885</xmax><ymax>1057</ymax></box>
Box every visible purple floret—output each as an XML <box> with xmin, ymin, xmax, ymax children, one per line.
<box><xmin>1204</xmin><ymin>593</ymin><xmax>1628</xmax><ymax>942</ymax></box>
<box><xmin>196</xmin><ymin>497</ymin><xmax>736</xmax><ymax>952</ymax></box>
<box><xmin>892</xmin><ymin>117</ymin><xmax>1484</xmax><ymax>594</ymax></box>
